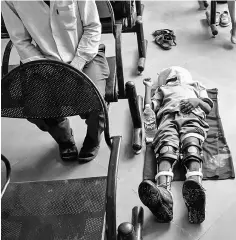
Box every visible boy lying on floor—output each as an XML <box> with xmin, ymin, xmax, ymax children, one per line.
<box><xmin>138</xmin><ymin>66</ymin><xmax>213</xmax><ymax>224</ymax></box>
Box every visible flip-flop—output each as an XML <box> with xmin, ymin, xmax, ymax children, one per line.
<box><xmin>154</xmin><ymin>34</ymin><xmax>172</xmax><ymax>50</ymax></box>
<box><xmin>152</xmin><ymin>29</ymin><xmax>174</xmax><ymax>37</ymax></box>
<box><xmin>154</xmin><ymin>33</ymin><xmax>176</xmax><ymax>50</ymax></box>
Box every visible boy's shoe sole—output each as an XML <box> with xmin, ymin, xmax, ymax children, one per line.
<box><xmin>182</xmin><ymin>179</ymin><xmax>206</xmax><ymax>224</ymax></box>
<box><xmin>138</xmin><ymin>180</ymin><xmax>173</xmax><ymax>223</ymax></box>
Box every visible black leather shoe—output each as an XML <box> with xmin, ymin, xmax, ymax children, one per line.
<box><xmin>78</xmin><ymin>135</ymin><xmax>101</xmax><ymax>163</ymax></box>
<box><xmin>58</xmin><ymin>129</ymin><xmax>78</xmax><ymax>161</ymax></box>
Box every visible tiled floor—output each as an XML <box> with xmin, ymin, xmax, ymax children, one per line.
<box><xmin>1</xmin><ymin>1</ymin><xmax>236</xmax><ymax>240</ymax></box>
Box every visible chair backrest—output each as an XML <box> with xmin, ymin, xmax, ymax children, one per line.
<box><xmin>96</xmin><ymin>0</ymin><xmax>115</xmax><ymax>34</ymax></box>
<box><xmin>1</xmin><ymin>60</ymin><xmax>112</xmax><ymax>147</ymax></box>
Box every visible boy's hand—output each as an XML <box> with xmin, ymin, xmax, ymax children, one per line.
<box><xmin>180</xmin><ymin>98</ymin><xmax>200</xmax><ymax>114</ymax></box>
<box><xmin>143</xmin><ymin>78</ymin><xmax>153</xmax><ymax>87</ymax></box>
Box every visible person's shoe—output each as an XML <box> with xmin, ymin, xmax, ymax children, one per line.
<box><xmin>220</xmin><ymin>11</ymin><xmax>231</xmax><ymax>27</ymax></box>
<box><xmin>58</xmin><ymin>129</ymin><xmax>78</xmax><ymax>161</ymax></box>
<box><xmin>182</xmin><ymin>179</ymin><xmax>206</xmax><ymax>224</ymax></box>
<box><xmin>78</xmin><ymin>134</ymin><xmax>101</xmax><ymax>163</ymax></box>
<box><xmin>138</xmin><ymin>180</ymin><xmax>173</xmax><ymax>223</ymax></box>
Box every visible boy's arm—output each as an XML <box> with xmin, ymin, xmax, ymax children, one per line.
<box><xmin>180</xmin><ymin>98</ymin><xmax>212</xmax><ymax>115</ymax></box>
<box><xmin>143</xmin><ymin>78</ymin><xmax>161</xmax><ymax>111</ymax></box>
<box><xmin>144</xmin><ymin>84</ymin><xmax>152</xmax><ymax>106</ymax></box>
<box><xmin>198</xmin><ymin>82</ymin><xmax>214</xmax><ymax>114</ymax></box>
<box><xmin>198</xmin><ymin>99</ymin><xmax>212</xmax><ymax>114</ymax></box>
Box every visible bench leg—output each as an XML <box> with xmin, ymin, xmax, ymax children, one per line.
<box><xmin>206</xmin><ymin>1</ymin><xmax>218</xmax><ymax>36</ymax></box>
<box><xmin>126</xmin><ymin>82</ymin><xmax>143</xmax><ymax>154</ymax></box>
<box><xmin>117</xmin><ymin>206</ymin><xmax>144</xmax><ymax>240</ymax></box>
<box><xmin>136</xmin><ymin>16</ymin><xmax>147</xmax><ymax>74</ymax></box>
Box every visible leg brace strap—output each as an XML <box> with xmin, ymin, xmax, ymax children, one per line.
<box><xmin>155</xmin><ymin>171</ymin><xmax>174</xmax><ymax>182</ymax></box>
<box><xmin>186</xmin><ymin>170</ymin><xmax>203</xmax><ymax>179</ymax></box>
<box><xmin>181</xmin><ymin>141</ymin><xmax>203</xmax><ymax>166</ymax></box>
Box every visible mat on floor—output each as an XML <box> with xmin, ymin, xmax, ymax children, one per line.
<box><xmin>143</xmin><ymin>88</ymin><xmax>235</xmax><ymax>181</ymax></box>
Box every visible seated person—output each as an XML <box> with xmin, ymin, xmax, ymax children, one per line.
<box><xmin>138</xmin><ymin>66</ymin><xmax>213</xmax><ymax>224</ymax></box>
<box><xmin>2</xmin><ymin>0</ymin><xmax>110</xmax><ymax>162</ymax></box>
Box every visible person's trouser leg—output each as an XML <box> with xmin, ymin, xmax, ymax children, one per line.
<box><xmin>228</xmin><ymin>0</ymin><xmax>236</xmax><ymax>43</ymax></box>
<box><xmin>28</xmin><ymin>118</ymin><xmax>78</xmax><ymax>161</ymax></box>
<box><xmin>138</xmin><ymin>113</ymin><xmax>179</xmax><ymax>223</ymax></box>
<box><xmin>179</xmin><ymin>114</ymin><xmax>209</xmax><ymax>224</ymax></box>
<box><xmin>78</xmin><ymin>44</ymin><xmax>110</xmax><ymax>162</ymax></box>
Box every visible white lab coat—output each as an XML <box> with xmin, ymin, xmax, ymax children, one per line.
<box><xmin>2</xmin><ymin>0</ymin><xmax>101</xmax><ymax>70</ymax></box>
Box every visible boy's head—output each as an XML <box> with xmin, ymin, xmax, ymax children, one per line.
<box><xmin>155</xmin><ymin>66</ymin><xmax>194</xmax><ymax>88</ymax></box>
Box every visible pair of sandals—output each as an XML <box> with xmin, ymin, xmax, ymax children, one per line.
<box><xmin>152</xmin><ymin>29</ymin><xmax>177</xmax><ymax>50</ymax></box>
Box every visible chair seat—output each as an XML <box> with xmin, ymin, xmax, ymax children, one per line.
<box><xmin>2</xmin><ymin>177</ymin><xmax>107</xmax><ymax>240</ymax></box>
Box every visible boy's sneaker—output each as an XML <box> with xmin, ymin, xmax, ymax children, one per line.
<box><xmin>138</xmin><ymin>180</ymin><xmax>173</xmax><ymax>223</ymax></box>
<box><xmin>220</xmin><ymin>11</ymin><xmax>231</xmax><ymax>27</ymax></box>
<box><xmin>182</xmin><ymin>179</ymin><xmax>206</xmax><ymax>224</ymax></box>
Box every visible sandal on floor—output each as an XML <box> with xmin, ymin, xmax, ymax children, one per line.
<box><xmin>155</xmin><ymin>34</ymin><xmax>176</xmax><ymax>50</ymax></box>
<box><xmin>152</xmin><ymin>29</ymin><xmax>176</xmax><ymax>43</ymax></box>
<box><xmin>152</xmin><ymin>29</ymin><xmax>174</xmax><ymax>37</ymax></box>
<box><xmin>182</xmin><ymin>170</ymin><xmax>206</xmax><ymax>224</ymax></box>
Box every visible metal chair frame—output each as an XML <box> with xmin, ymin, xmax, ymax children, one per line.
<box><xmin>1</xmin><ymin>60</ymin><xmax>122</xmax><ymax>240</ymax></box>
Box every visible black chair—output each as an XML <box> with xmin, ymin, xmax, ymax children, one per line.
<box><xmin>108</xmin><ymin>1</ymin><xmax>148</xmax><ymax>74</ymax></box>
<box><xmin>1</xmin><ymin>60</ymin><xmax>122</xmax><ymax>240</ymax></box>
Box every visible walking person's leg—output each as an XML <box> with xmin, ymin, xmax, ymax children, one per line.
<box><xmin>138</xmin><ymin>114</ymin><xmax>179</xmax><ymax>223</ymax></box>
<box><xmin>228</xmin><ymin>0</ymin><xmax>236</xmax><ymax>43</ymax></box>
<box><xmin>78</xmin><ymin>44</ymin><xmax>110</xmax><ymax>162</ymax></box>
